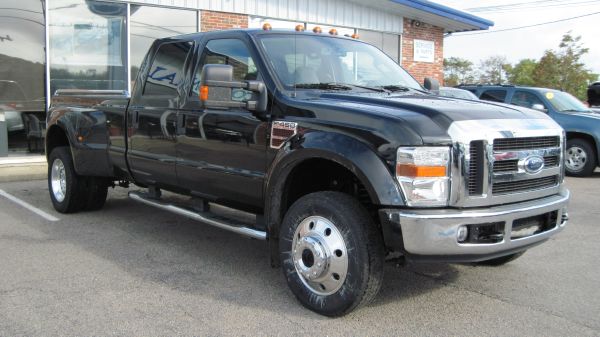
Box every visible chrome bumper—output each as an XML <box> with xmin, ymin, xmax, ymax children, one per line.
<box><xmin>382</xmin><ymin>189</ymin><xmax>569</xmax><ymax>258</ymax></box>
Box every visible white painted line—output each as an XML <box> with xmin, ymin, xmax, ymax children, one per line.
<box><xmin>0</xmin><ymin>189</ymin><xmax>60</xmax><ymax>222</ymax></box>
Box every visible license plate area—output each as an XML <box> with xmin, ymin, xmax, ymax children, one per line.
<box><xmin>511</xmin><ymin>211</ymin><xmax>558</xmax><ymax>239</ymax></box>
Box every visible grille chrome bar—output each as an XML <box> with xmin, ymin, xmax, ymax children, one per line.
<box><xmin>493</xmin><ymin>176</ymin><xmax>559</xmax><ymax>195</ymax></box>
<box><xmin>493</xmin><ymin>136</ymin><xmax>560</xmax><ymax>151</ymax></box>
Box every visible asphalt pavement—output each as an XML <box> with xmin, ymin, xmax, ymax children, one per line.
<box><xmin>0</xmin><ymin>176</ymin><xmax>598</xmax><ymax>336</ymax></box>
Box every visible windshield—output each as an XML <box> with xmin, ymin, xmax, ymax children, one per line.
<box><xmin>258</xmin><ymin>34</ymin><xmax>422</xmax><ymax>91</ymax></box>
<box><xmin>545</xmin><ymin>90</ymin><xmax>590</xmax><ymax>112</ymax></box>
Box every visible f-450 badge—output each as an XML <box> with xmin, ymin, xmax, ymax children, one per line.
<box><xmin>270</xmin><ymin>121</ymin><xmax>298</xmax><ymax>149</ymax></box>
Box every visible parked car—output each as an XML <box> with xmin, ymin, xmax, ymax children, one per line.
<box><xmin>46</xmin><ymin>29</ymin><xmax>570</xmax><ymax>316</ymax></box>
<box><xmin>460</xmin><ymin>84</ymin><xmax>600</xmax><ymax>177</ymax></box>
<box><xmin>588</xmin><ymin>82</ymin><xmax>600</xmax><ymax>113</ymax></box>
<box><xmin>438</xmin><ymin>86</ymin><xmax>479</xmax><ymax>100</ymax></box>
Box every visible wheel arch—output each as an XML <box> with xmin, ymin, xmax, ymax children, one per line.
<box><xmin>265</xmin><ymin>131</ymin><xmax>404</xmax><ymax>266</ymax></box>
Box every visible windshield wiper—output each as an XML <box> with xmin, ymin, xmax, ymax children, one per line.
<box><xmin>294</xmin><ymin>83</ymin><xmax>352</xmax><ymax>90</ymax></box>
<box><xmin>560</xmin><ymin>109</ymin><xmax>590</xmax><ymax>113</ymax></box>
<box><xmin>381</xmin><ymin>85</ymin><xmax>432</xmax><ymax>95</ymax></box>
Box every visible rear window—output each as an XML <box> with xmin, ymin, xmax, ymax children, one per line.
<box><xmin>143</xmin><ymin>41</ymin><xmax>192</xmax><ymax>97</ymax></box>
<box><xmin>480</xmin><ymin>89</ymin><xmax>507</xmax><ymax>102</ymax></box>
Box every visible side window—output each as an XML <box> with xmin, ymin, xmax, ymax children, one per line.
<box><xmin>192</xmin><ymin>39</ymin><xmax>258</xmax><ymax>99</ymax></box>
<box><xmin>511</xmin><ymin>91</ymin><xmax>545</xmax><ymax>109</ymax></box>
<box><xmin>480</xmin><ymin>89</ymin><xmax>507</xmax><ymax>102</ymax></box>
<box><xmin>143</xmin><ymin>41</ymin><xmax>192</xmax><ymax>97</ymax></box>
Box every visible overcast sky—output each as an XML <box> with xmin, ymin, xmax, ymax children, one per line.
<box><xmin>435</xmin><ymin>0</ymin><xmax>600</xmax><ymax>74</ymax></box>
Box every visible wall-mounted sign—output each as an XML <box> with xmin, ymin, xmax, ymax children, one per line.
<box><xmin>413</xmin><ymin>39</ymin><xmax>435</xmax><ymax>63</ymax></box>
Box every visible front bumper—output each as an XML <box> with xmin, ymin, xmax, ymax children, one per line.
<box><xmin>380</xmin><ymin>189</ymin><xmax>569</xmax><ymax>262</ymax></box>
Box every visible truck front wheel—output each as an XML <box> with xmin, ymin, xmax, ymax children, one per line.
<box><xmin>279</xmin><ymin>192</ymin><xmax>384</xmax><ymax>316</ymax></box>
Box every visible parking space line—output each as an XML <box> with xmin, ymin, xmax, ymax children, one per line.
<box><xmin>0</xmin><ymin>189</ymin><xmax>60</xmax><ymax>222</ymax></box>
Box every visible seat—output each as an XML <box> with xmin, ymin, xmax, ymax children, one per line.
<box><xmin>23</xmin><ymin>113</ymin><xmax>46</xmax><ymax>153</ymax></box>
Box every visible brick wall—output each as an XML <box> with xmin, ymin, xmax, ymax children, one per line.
<box><xmin>401</xmin><ymin>19</ymin><xmax>444</xmax><ymax>86</ymax></box>
<box><xmin>200</xmin><ymin>10</ymin><xmax>248</xmax><ymax>32</ymax></box>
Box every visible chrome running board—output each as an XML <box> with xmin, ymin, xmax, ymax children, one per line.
<box><xmin>128</xmin><ymin>191</ymin><xmax>267</xmax><ymax>240</ymax></box>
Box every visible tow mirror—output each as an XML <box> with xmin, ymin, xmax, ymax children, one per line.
<box><xmin>199</xmin><ymin>64</ymin><xmax>268</xmax><ymax>113</ymax></box>
<box><xmin>532</xmin><ymin>104</ymin><xmax>548</xmax><ymax>113</ymax></box>
<box><xmin>424</xmin><ymin>77</ymin><xmax>440</xmax><ymax>93</ymax></box>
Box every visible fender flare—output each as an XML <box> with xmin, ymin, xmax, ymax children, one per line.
<box><xmin>264</xmin><ymin>131</ymin><xmax>404</xmax><ymax>266</ymax></box>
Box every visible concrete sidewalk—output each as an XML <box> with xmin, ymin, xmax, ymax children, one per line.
<box><xmin>0</xmin><ymin>155</ymin><xmax>47</xmax><ymax>182</ymax></box>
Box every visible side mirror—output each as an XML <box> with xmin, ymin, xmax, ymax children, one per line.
<box><xmin>199</xmin><ymin>64</ymin><xmax>268</xmax><ymax>113</ymax></box>
<box><xmin>532</xmin><ymin>104</ymin><xmax>548</xmax><ymax>113</ymax></box>
<box><xmin>423</xmin><ymin>77</ymin><xmax>440</xmax><ymax>93</ymax></box>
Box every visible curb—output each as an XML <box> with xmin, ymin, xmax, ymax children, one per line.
<box><xmin>0</xmin><ymin>156</ymin><xmax>47</xmax><ymax>183</ymax></box>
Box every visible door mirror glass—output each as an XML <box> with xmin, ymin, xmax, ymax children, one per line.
<box><xmin>199</xmin><ymin>64</ymin><xmax>267</xmax><ymax>113</ymax></box>
<box><xmin>423</xmin><ymin>77</ymin><xmax>440</xmax><ymax>93</ymax></box>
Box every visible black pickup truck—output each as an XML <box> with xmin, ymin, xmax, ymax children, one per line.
<box><xmin>46</xmin><ymin>29</ymin><xmax>570</xmax><ymax>316</ymax></box>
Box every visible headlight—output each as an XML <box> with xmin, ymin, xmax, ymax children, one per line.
<box><xmin>396</xmin><ymin>147</ymin><xmax>450</xmax><ymax>207</ymax></box>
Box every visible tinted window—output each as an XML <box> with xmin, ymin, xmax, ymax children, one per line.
<box><xmin>143</xmin><ymin>41</ymin><xmax>192</xmax><ymax>97</ymax></box>
<box><xmin>192</xmin><ymin>39</ymin><xmax>258</xmax><ymax>99</ymax></box>
<box><xmin>480</xmin><ymin>89</ymin><xmax>507</xmax><ymax>102</ymax></box>
<box><xmin>511</xmin><ymin>91</ymin><xmax>544</xmax><ymax>109</ymax></box>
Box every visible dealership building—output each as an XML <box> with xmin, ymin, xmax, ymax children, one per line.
<box><xmin>0</xmin><ymin>0</ymin><xmax>492</xmax><ymax>155</ymax></box>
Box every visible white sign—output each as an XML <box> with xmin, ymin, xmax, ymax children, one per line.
<box><xmin>413</xmin><ymin>39</ymin><xmax>435</xmax><ymax>63</ymax></box>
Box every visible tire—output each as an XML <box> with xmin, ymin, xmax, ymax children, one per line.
<box><xmin>83</xmin><ymin>177</ymin><xmax>109</xmax><ymax>211</ymax></box>
<box><xmin>475</xmin><ymin>251</ymin><xmax>525</xmax><ymax>266</ymax></box>
<box><xmin>48</xmin><ymin>146</ymin><xmax>87</xmax><ymax>213</ymax></box>
<box><xmin>279</xmin><ymin>191</ymin><xmax>384</xmax><ymax>317</ymax></box>
<box><xmin>565</xmin><ymin>138</ymin><xmax>597</xmax><ymax>177</ymax></box>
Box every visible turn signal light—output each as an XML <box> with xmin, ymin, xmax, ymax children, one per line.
<box><xmin>262</xmin><ymin>23</ymin><xmax>272</xmax><ymax>31</ymax></box>
<box><xmin>396</xmin><ymin>164</ymin><xmax>446</xmax><ymax>178</ymax></box>
<box><xmin>312</xmin><ymin>26</ymin><xmax>322</xmax><ymax>33</ymax></box>
<box><xmin>329</xmin><ymin>29</ymin><xmax>338</xmax><ymax>35</ymax></box>
<box><xmin>351</xmin><ymin>33</ymin><xmax>359</xmax><ymax>39</ymax></box>
<box><xmin>200</xmin><ymin>85</ymin><xmax>209</xmax><ymax>101</ymax></box>
<box><xmin>295</xmin><ymin>24</ymin><xmax>305</xmax><ymax>32</ymax></box>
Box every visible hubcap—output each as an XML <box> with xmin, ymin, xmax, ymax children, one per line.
<box><xmin>50</xmin><ymin>158</ymin><xmax>67</xmax><ymax>202</ymax></box>
<box><xmin>566</xmin><ymin>146</ymin><xmax>587</xmax><ymax>172</ymax></box>
<box><xmin>292</xmin><ymin>216</ymin><xmax>348</xmax><ymax>296</ymax></box>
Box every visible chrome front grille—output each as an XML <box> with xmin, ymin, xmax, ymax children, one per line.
<box><xmin>449</xmin><ymin>118</ymin><xmax>564</xmax><ymax>208</ymax></box>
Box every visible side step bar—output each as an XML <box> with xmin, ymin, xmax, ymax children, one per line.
<box><xmin>129</xmin><ymin>191</ymin><xmax>267</xmax><ymax>240</ymax></box>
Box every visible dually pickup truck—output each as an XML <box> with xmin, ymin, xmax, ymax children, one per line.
<box><xmin>46</xmin><ymin>28</ymin><xmax>570</xmax><ymax>316</ymax></box>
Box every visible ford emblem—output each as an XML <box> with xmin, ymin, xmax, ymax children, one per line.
<box><xmin>524</xmin><ymin>156</ymin><xmax>544</xmax><ymax>174</ymax></box>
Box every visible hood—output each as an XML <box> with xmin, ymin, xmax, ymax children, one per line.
<box><xmin>298</xmin><ymin>92</ymin><xmax>552</xmax><ymax>145</ymax></box>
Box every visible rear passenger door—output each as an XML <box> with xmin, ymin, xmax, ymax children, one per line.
<box><xmin>127</xmin><ymin>40</ymin><xmax>193</xmax><ymax>188</ymax></box>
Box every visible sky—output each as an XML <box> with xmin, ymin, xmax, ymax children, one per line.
<box><xmin>435</xmin><ymin>0</ymin><xmax>600</xmax><ymax>75</ymax></box>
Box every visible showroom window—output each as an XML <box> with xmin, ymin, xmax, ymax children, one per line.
<box><xmin>48</xmin><ymin>0</ymin><xmax>128</xmax><ymax>94</ymax></box>
<box><xmin>0</xmin><ymin>0</ymin><xmax>46</xmax><ymax>153</ymax></box>
<box><xmin>130</xmin><ymin>5</ymin><xmax>197</xmax><ymax>85</ymax></box>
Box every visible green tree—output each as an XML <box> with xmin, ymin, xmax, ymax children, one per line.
<box><xmin>505</xmin><ymin>59</ymin><xmax>537</xmax><ymax>86</ymax></box>
<box><xmin>443</xmin><ymin>57</ymin><xmax>474</xmax><ymax>86</ymax></box>
<box><xmin>533</xmin><ymin>33</ymin><xmax>597</xmax><ymax>100</ymax></box>
<box><xmin>477</xmin><ymin>55</ymin><xmax>509</xmax><ymax>84</ymax></box>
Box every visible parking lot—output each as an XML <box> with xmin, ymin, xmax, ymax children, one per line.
<box><xmin>0</xmin><ymin>176</ymin><xmax>599</xmax><ymax>336</ymax></box>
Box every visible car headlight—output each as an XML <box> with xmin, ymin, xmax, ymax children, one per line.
<box><xmin>396</xmin><ymin>146</ymin><xmax>450</xmax><ymax>207</ymax></box>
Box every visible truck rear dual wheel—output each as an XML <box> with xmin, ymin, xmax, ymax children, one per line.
<box><xmin>565</xmin><ymin>138</ymin><xmax>597</xmax><ymax>177</ymax></box>
<box><xmin>48</xmin><ymin>146</ymin><xmax>109</xmax><ymax>213</ymax></box>
<box><xmin>279</xmin><ymin>191</ymin><xmax>384</xmax><ymax>317</ymax></box>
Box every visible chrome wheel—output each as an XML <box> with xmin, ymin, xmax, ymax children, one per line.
<box><xmin>50</xmin><ymin>158</ymin><xmax>67</xmax><ymax>202</ymax></box>
<box><xmin>292</xmin><ymin>216</ymin><xmax>348</xmax><ymax>296</ymax></box>
<box><xmin>566</xmin><ymin>146</ymin><xmax>587</xmax><ymax>172</ymax></box>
